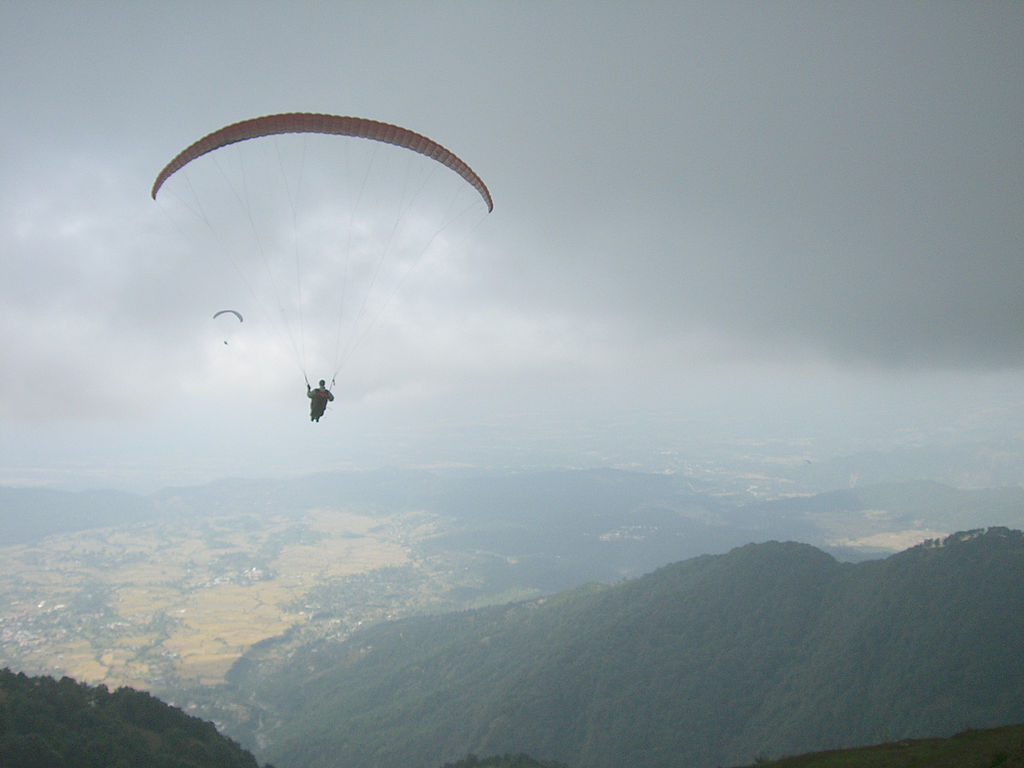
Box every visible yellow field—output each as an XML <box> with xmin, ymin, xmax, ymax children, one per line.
<box><xmin>0</xmin><ymin>507</ymin><xmax>434</xmax><ymax>690</ymax></box>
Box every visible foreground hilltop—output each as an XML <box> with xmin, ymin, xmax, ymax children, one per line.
<box><xmin>0</xmin><ymin>668</ymin><xmax>271</xmax><ymax>768</ymax></box>
<box><xmin>735</xmin><ymin>722</ymin><xmax>1024</xmax><ymax>767</ymax></box>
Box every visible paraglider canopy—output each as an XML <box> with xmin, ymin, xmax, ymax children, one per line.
<box><xmin>213</xmin><ymin>309</ymin><xmax>243</xmax><ymax>346</ymax></box>
<box><xmin>153</xmin><ymin>112</ymin><xmax>492</xmax><ymax>391</ymax></box>
<box><xmin>152</xmin><ymin>113</ymin><xmax>492</xmax><ymax>212</ymax></box>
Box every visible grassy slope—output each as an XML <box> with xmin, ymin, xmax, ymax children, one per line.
<box><xmin>737</xmin><ymin>722</ymin><xmax>1024</xmax><ymax>768</ymax></box>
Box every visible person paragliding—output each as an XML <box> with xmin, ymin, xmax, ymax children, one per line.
<box><xmin>213</xmin><ymin>309</ymin><xmax>243</xmax><ymax>345</ymax></box>
<box><xmin>307</xmin><ymin>379</ymin><xmax>334</xmax><ymax>422</ymax></box>
<box><xmin>152</xmin><ymin>113</ymin><xmax>492</xmax><ymax>424</ymax></box>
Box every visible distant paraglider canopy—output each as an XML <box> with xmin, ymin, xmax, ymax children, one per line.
<box><xmin>213</xmin><ymin>309</ymin><xmax>243</xmax><ymax>346</ymax></box>
<box><xmin>152</xmin><ymin>112</ymin><xmax>492</xmax><ymax>389</ymax></box>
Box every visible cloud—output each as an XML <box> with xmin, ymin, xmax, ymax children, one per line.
<box><xmin>462</xmin><ymin>3</ymin><xmax>1024</xmax><ymax>371</ymax></box>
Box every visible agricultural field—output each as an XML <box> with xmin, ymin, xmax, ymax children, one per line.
<box><xmin>0</xmin><ymin>505</ymin><xmax>446</xmax><ymax>689</ymax></box>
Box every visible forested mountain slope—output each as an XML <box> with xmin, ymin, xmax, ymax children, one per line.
<box><xmin>247</xmin><ymin>528</ymin><xmax>1024</xmax><ymax>768</ymax></box>
<box><xmin>0</xmin><ymin>669</ymin><xmax>270</xmax><ymax>768</ymax></box>
<box><xmin>738</xmin><ymin>722</ymin><xmax>1024</xmax><ymax>767</ymax></box>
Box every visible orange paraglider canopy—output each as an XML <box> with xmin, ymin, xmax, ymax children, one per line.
<box><xmin>151</xmin><ymin>112</ymin><xmax>492</xmax><ymax>212</ymax></box>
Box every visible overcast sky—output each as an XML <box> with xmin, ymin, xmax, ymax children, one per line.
<box><xmin>2</xmin><ymin>2</ymin><xmax>1022</xmax><ymax>490</ymax></box>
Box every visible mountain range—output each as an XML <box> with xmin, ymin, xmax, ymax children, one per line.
<box><xmin>225</xmin><ymin>527</ymin><xmax>1024</xmax><ymax>768</ymax></box>
<box><xmin>3</xmin><ymin>469</ymin><xmax>1024</xmax><ymax>767</ymax></box>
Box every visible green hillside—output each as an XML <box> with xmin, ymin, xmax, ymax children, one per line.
<box><xmin>440</xmin><ymin>756</ymin><xmax>569</xmax><ymax>768</ymax></box>
<box><xmin>736</xmin><ymin>722</ymin><xmax>1024</xmax><ymax>767</ymax></box>
<box><xmin>2</xmin><ymin>665</ymin><xmax>1022</xmax><ymax>768</ymax></box>
<box><xmin>0</xmin><ymin>669</ymin><xmax>271</xmax><ymax>768</ymax></box>
<box><xmin>248</xmin><ymin>527</ymin><xmax>1024</xmax><ymax>768</ymax></box>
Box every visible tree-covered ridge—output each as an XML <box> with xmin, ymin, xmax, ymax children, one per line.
<box><xmin>0</xmin><ymin>669</ymin><xmax>270</xmax><ymax>768</ymax></box>
<box><xmin>739</xmin><ymin>722</ymin><xmax>1024</xmax><ymax>767</ymax></box>
<box><xmin>441</xmin><ymin>755</ymin><xmax>569</xmax><ymax>768</ymax></box>
<box><xmin>448</xmin><ymin>725</ymin><xmax>1024</xmax><ymax>768</ymax></box>
<box><xmin>253</xmin><ymin>528</ymin><xmax>1024</xmax><ymax>768</ymax></box>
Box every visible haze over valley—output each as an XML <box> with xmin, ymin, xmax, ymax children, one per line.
<box><xmin>3</xmin><ymin>452</ymin><xmax>1023</xmax><ymax>690</ymax></box>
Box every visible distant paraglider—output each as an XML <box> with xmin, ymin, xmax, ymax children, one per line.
<box><xmin>213</xmin><ymin>309</ymin><xmax>243</xmax><ymax>344</ymax></box>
